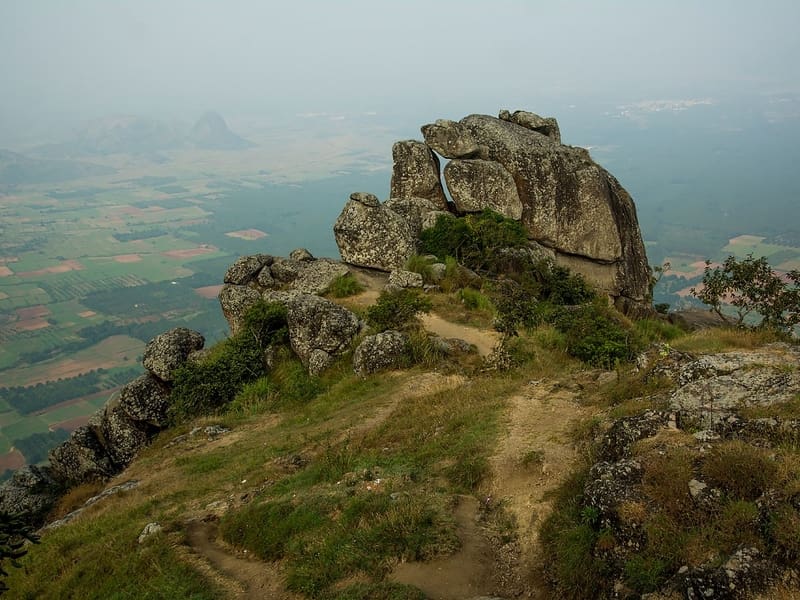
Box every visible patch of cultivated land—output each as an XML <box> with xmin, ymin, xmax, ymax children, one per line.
<box><xmin>2</xmin><ymin>335</ymin><xmax>145</xmax><ymax>387</ymax></box>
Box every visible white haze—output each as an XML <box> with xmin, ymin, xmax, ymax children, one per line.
<box><xmin>1</xmin><ymin>0</ymin><xmax>799</xmax><ymax>139</ymax></box>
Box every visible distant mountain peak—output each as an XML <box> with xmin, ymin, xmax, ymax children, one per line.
<box><xmin>189</xmin><ymin>111</ymin><xmax>255</xmax><ymax>150</ymax></box>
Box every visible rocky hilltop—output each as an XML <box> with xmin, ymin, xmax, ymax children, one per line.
<box><xmin>334</xmin><ymin>109</ymin><xmax>651</xmax><ymax>315</ymax></box>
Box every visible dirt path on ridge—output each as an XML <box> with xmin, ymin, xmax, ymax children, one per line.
<box><xmin>420</xmin><ymin>313</ymin><xmax>500</xmax><ymax>357</ymax></box>
<box><xmin>486</xmin><ymin>380</ymin><xmax>591</xmax><ymax>597</ymax></box>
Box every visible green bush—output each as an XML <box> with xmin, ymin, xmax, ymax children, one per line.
<box><xmin>366</xmin><ymin>288</ymin><xmax>432</xmax><ymax>332</ymax></box>
<box><xmin>404</xmin><ymin>255</ymin><xmax>434</xmax><ymax>284</ymax></box>
<box><xmin>168</xmin><ymin>301</ymin><xmax>288</xmax><ymax>422</ymax></box>
<box><xmin>419</xmin><ymin>209</ymin><xmax>528</xmax><ymax>272</ymax></box>
<box><xmin>553</xmin><ymin>301</ymin><xmax>640</xmax><ymax>369</ymax></box>
<box><xmin>326</xmin><ymin>273</ymin><xmax>365</xmax><ymax>298</ymax></box>
<box><xmin>458</xmin><ymin>287</ymin><xmax>493</xmax><ymax>312</ymax></box>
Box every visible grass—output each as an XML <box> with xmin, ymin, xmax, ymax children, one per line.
<box><xmin>670</xmin><ymin>326</ymin><xmax>784</xmax><ymax>354</ymax></box>
<box><xmin>325</xmin><ymin>273</ymin><xmax>365</xmax><ymax>298</ymax></box>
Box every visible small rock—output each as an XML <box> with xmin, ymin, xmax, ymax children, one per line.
<box><xmin>289</xmin><ymin>248</ymin><xmax>314</xmax><ymax>262</ymax></box>
<box><xmin>388</xmin><ymin>269</ymin><xmax>424</xmax><ymax>288</ymax></box>
<box><xmin>138</xmin><ymin>522</ymin><xmax>163</xmax><ymax>544</ymax></box>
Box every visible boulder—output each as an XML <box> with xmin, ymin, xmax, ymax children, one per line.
<box><xmin>223</xmin><ymin>254</ymin><xmax>273</xmax><ymax>285</ymax></box>
<box><xmin>289</xmin><ymin>259</ymin><xmax>349</xmax><ymax>295</ymax></box>
<box><xmin>583</xmin><ymin>459</ymin><xmax>644</xmax><ymax>529</ymax></box>
<box><xmin>270</xmin><ymin>258</ymin><xmax>303</xmax><ymax>284</ymax></box>
<box><xmin>599</xmin><ymin>410</ymin><xmax>670</xmax><ymax>461</ymax></box>
<box><xmin>100</xmin><ymin>405</ymin><xmax>151</xmax><ymax>468</ymax></box>
<box><xmin>422</xmin><ymin>210</ymin><xmax>455</xmax><ymax>231</ymax></box>
<box><xmin>443</xmin><ymin>159</ymin><xmax>523</xmax><ymax>219</ymax></box>
<box><xmin>289</xmin><ymin>248</ymin><xmax>314</xmax><ymax>262</ymax></box>
<box><xmin>501</xmin><ymin>109</ymin><xmax>561</xmax><ymax>143</ymax></box>
<box><xmin>353</xmin><ymin>331</ymin><xmax>408</xmax><ymax>376</ymax></box>
<box><xmin>142</xmin><ymin>327</ymin><xmax>205</xmax><ymax>382</ymax></box>
<box><xmin>48</xmin><ymin>426</ymin><xmax>116</xmax><ymax>486</ymax></box>
<box><xmin>219</xmin><ymin>284</ymin><xmax>261</xmax><ymax>335</ymax></box>
<box><xmin>389</xmin><ymin>141</ymin><xmax>448</xmax><ymax>209</ymax></box>
<box><xmin>118</xmin><ymin>373</ymin><xmax>171</xmax><ymax>427</ymax></box>
<box><xmin>384</xmin><ymin>197</ymin><xmax>443</xmax><ymax>238</ymax></box>
<box><xmin>256</xmin><ymin>266</ymin><xmax>277</xmax><ymax>288</ymax></box>
<box><xmin>420</xmin><ymin>119</ymin><xmax>480</xmax><ymax>158</ymax></box>
<box><xmin>333</xmin><ymin>195</ymin><xmax>417</xmax><ymax>271</ymax></box>
<box><xmin>0</xmin><ymin>466</ymin><xmax>62</xmax><ymax>526</ymax></box>
<box><xmin>460</xmin><ymin>113</ymin><xmax>650</xmax><ymax>309</ymax></box>
<box><xmin>388</xmin><ymin>270</ymin><xmax>424</xmax><ymax>289</ymax></box>
<box><xmin>287</xmin><ymin>294</ymin><xmax>362</xmax><ymax>375</ymax></box>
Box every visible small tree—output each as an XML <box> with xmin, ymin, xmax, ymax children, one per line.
<box><xmin>691</xmin><ymin>254</ymin><xmax>800</xmax><ymax>332</ymax></box>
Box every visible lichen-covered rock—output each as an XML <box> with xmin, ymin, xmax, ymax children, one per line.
<box><xmin>48</xmin><ymin>426</ymin><xmax>116</xmax><ymax>486</ymax></box>
<box><xmin>142</xmin><ymin>327</ymin><xmax>205</xmax><ymax>382</ymax></box>
<box><xmin>500</xmin><ymin>110</ymin><xmax>561</xmax><ymax>143</ymax></box>
<box><xmin>223</xmin><ymin>254</ymin><xmax>273</xmax><ymax>285</ymax></box>
<box><xmin>388</xmin><ymin>270</ymin><xmax>423</xmax><ymax>289</ymax></box>
<box><xmin>422</xmin><ymin>210</ymin><xmax>455</xmax><ymax>231</ymax></box>
<box><xmin>460</xmin><ymin>113</ymin><xmax>650</xmax><ymax>310</ymax></box>
<box><xmin>289</xmin><ymin>259</ymin><xmax>349</xmax><ymax>295</ymax></box>
<box><xmin>219</xmin><ymin>284</ymin><xmax>261</xmax><ymax>335</ymax></box>
<box><xmin>443</xmin><ymin>159</ymin><xmax>523</xmax><ymax>220</ymax></box>
<box><xmin>333</xmin><ymin>195</ymin><xmax>417</xmax><ymax>271</ymax></box>
<box><xmin>583</xmin><ymin>459</ymin><xmax>644</xmax><ymax>529</ymax></box>
<box><xmin>353</xmin><ymin>331</ymin><xmax>408</xmax><ymax>376</ymax></box>
<box><xmin>287</xmin><ymin>294</ymin><xmax>361</xmax><ymax>375</ymax></box>
<box><xmin>101</xmin><ymin>405</ymin><xmax>151</xmax><ymax>467</ymax></box>
<box><xmin>270</xmin><ymin>257</ymin><xmax>303</xmax><ymax>284</ymax></box>
<box><xmin>118</xmin><ymin>373</ymin><xmax>171</xmax><ymax>427</ymax></box>
<box><xmin>599</xmin><ymin>410</ymin><xmax>671</xmax><ymax>461</ymax></box>
<box><xmin>289</xmin><ymin>248</ymin><xmax>314</xmax><ymax>262</ymax></box>
<box><xmin>383</xmin><ymin>197</ymin><xmax>442</xmax><ymax>238</ymax></box>
<box><xmin>257</xmin><ymin>266</ymin><xmax>277</xmax><ymax>288</ymax></box>
<box><xmin>677</xmin><ymin>547</ymin><xmax>778</xmax><ymax>600</ymax></box>
<box><xmin>420</xmin><ymin>119</ymin><xmax>480</xmax><ymax>158</ymax></box>
<box><xmin>0</xmin><ymin>466</ymin><xmax>62</xmax><ymax>526</ymax></box>
<box><xmin>389</xmin><ymin>140</ymin><xmax>448</xmax><ymax>209</ymax></box>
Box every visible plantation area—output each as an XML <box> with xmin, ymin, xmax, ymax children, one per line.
<box><xmin>0</xmin><ymin>151</ymin><xmax>392</xmax><ymax>480</ymax></box>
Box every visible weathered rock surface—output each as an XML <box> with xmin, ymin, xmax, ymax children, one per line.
<box><xmin>223</xmin><ymin>254</ymin><xmax>272</xmax><ymax>285</ymax></box>
<box><xmin>269</xmin><ymin>257</ymin><xmax>303</xmax><ymax>284</ymax></box>
<box><xmin>48</xmin><ymin>426</ymin><xmax>115</xmax><ymax>486</ymax></box>
<box><xmin>389</xmin><ymin>141</ymin><xmax>448</xmax><ymax>209</ymax></box>
<box><xmin>287</xmin><ymin>294</ymin><xmax>361</xmax><ymax>375</ymax></box>
<box><xmin>500</xmin><ymin>109</ymin><xmax>561</xmax><ymax>143</ymax></box>
<box><xmin>219</xmin><ymin>284</ymin><xmax>262</xmax><ymax>335</ymax></box>
<box><xmin>100</xmin><ymin>405</ymin><xmax>151</xmax><ymax>467</ymax></box>
<box><xmin>142</xmin><ymin>327</ymin><xmax>205</xmax><ymax>382</ymax></box>
<box><xmin>353</xmin><ymin>331</ymin><xmax>408</xmax><ymax>376</ymax></box>
<box><xmin>289</xmin><ymin>248</ymin><xmax>314</xmax><ymax>262</ymax></box>
<box><xmin>388</xmin><ymin>269</ymin><xmax>423</xmax><ymax>289</ymax></box>
<box><xmin>118</xmin><ymin>373</ymin><xmax>171</xmax><ymax>427</ymax></box>
<box><xmin>599</xmin><ymin>410</ymin><xmax>671</xmax><ymax>461</ymax></box>
<box><xmin>583</xmin><ymin>459</ymin><xmax>644</xmax><ymax>529</ymax></box>
<box><xmin>677</xmin><ymin>547</ymin><xmax>778</xmax><ymax>600</ymax></box>
<box><xmin>384</xmin><ymin>197</ymin><xmax>441</xmax><ymax>238</ymax></box>
<box><xmin>444</xmin><ymin>159</ymin><xmax>523</xmax><ymax>219</ymax></box>
<box><xmin>333</xmin><ymin>195</ymin><xmax>417</xmax><ymax>271</ymax></box>
<box><xmin>290</xmin><ymin>259</ymin><xmax>349</xmax><ymax>295</ymax></box>
<box><xmin>420</xmin><ymin>119</ymin><xmax>480</xmax><ymax>158</ymax></box>
<box><xmin>0</xmin><ymin>466</ymin><xmax>62</xmax><ymax>526</ymax></box>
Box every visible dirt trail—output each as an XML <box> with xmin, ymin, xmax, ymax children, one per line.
<box><xmin>420</xmin><ymin>313</ymin><xmax>500</xmax><ymax>357</ymax></box>
<box><xmin>186</xmin><ymin>520</ymin><xmax>296</xmax><ymax>600</ymax></box>
<box><xmin>487</xmin><ymin>380</ymin><xmax>590</xmax><ymax>597</ymax></box>
<box><xmin>390</xmin><ymin>496</ymin><xmax>494</xmax><ymax>599</ymax></box>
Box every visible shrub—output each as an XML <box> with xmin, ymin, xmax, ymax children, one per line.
<box><xmin>419</xmin><ymin>209</ymin><xmax>528</xmax><ymax>272</ymax></box>
<box><xmin>553</xmin><ymin>301</ymin><xmax>640</xmax><ymax>368</ymax></box>
<box><xmin>691</xmin><ymin>253</ymin><xmax>800</xmax><ymax>332</ymax></box>
<box><xmin>404</xmin><ymin>255</ymin><xmax>434</xmax><ymax>284</ymax></box>
<box><xmin>366</xmin><ymin>288</ymin><xmax>432</xmax><ymax>332</ymax></box>
<box><xmin>0</xmin><ymin>511</ymin><xmax>39</xmax><ymax>594</ymax></box>
<box><xmin>326</xmin><ymin>273</ymin><xmax>365</xmax><ymax>298</ymax></box>
<box><xmin>458</xmin><ymin>287</ymin><xmax>493</xmax><ymax>312</ymax></box>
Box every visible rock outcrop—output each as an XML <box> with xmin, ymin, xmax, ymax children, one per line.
<box><xmin>353</xmin><ymin>331</ymin><xmax>408</xmax><ymax>376</ymax></box>
<box><xmin>334</xmin><ymin>109</ymin><xmax>652</xmax><ymax>314</ymax></box>
<box><xmin>142</xmin><ymin>328</ymin><xmax>205</xmax><ymax>383</ymax></box>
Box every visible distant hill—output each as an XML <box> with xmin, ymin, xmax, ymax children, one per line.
<box><xmin>32</xmin><ymin>112</ymin><xmax>254</xmax><ymax>158</ymax></box>
<box><xmin>188</xmin><ymin>111</ymin><xmax>255</xmax><ymax>150</ymax></box>
<box><xmin>0</xmin><ymin>149</ymin><xmax>115</xmax><ymax>185</ymax></box>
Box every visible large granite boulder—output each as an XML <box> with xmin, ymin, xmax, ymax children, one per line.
<box><xmin>499</xmin><ymin>109</ymin><xmax>561</xmax><ymax>143</ymax></box>
<box><xmin>443</xmin><ymin>159</ymin><xmax>523</xmax><ymax>219</ymax></box>
<box><xmin>458</xmin><ymin>113</ymin><xmax>650</xmax><ymax>310</ymax></box>
<box><xmin>389</xmin><ymin>141</ymin><xmax>448</xmax><ymax>210</ymax></box>
<box><xmin>48</xmin><ymin>426</ymin><xmax>116</xmax><ymax>486</ymax></box>
<box><xmin>383</xmin><ymin>197</ymin><xmax>442</xmax><ymax>238</ymax></box>
<box><xmin>290</xmin><ymin>259</ymin><xmax>350</xmax><ymax>295</ymax></box>
<box><xmin>219</xmin><ymin>284</ymin><xmax>262</xmax><ymax>335</ymax></box>
<box><xmin>333</xmin><ymin>192</ymin><xmax>417</xmax><ymax>271</ymax></box>
<box><xmin>0</xmin><ymin>466</ymin><xmax>62</xmax><ymax>526</ymax></box>
<box><xmin>100</xmin><ymin>405</ymin><xmax>151</xmax><ymax>468</ymax></box>
<box><xmin>142</xmin><ymin>327</ymin><xmax>205</xmax><ymax>382</ymax></box>
<box><xmin>286</xmin><ymin>294</ymin><xmax>362</xmax><ymax>375</ymax></box>
<box><xmin>420</xmin><ymin>119</ymin><xmax>480</xmax><ymax>159</ymax></box>
<box><xmin>118</xmin><ymin>373</ymin><xmax>171</xmax><ymax>427</ymax></box>
<box><xmin>353</xmin><ymin>331</ymin><xmax>408</xmax><ymax>376</ymax></box>
<box><xmin>223</xmin><ymin>254</ymin><xmax>273</xmax><ymax>285</ymax></box>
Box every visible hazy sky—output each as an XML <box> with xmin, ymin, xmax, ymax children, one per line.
<box><xmin>2</xmin><ymin>0</ymin><xmax>799</xmax><ymax>130</ymax></box>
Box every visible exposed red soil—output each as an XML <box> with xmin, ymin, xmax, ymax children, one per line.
<box><xmin>78</xmin><ymin>310</ymin><xmax>97</xmax><ymax>318</ymax></box>
<box><xmin>195</xmin><ymin>284</ymin><xmax>225</xmax><ymax>299</ymax></box>
<box><xmin>0</xmin><ymin>266</ymin><xmax>12</xmax><ymax>277</ymax></box>
<box><xmin>0</xmin><ymin>450</ymin><xmax>26</xmax><ymax>471</ymax></box>
<box><xmin>113</xmin><ymin>254</ymin><xmax>142</xmax><ymax>263</ymax></box>
<box><xmin>162</xmin><ymin>246</ymin><xmax>216</xmax><ymax>259</ymax></box>
<box><xmin>51</xmin><ymin>415</ymin><xmax>91</xmax><ymax>432</ymax></box>
<box><xmin>15</xmin><ymin>318</ymin><xmax>49</xmax><ymax>332</ymax></box>
<box><xmin>16</xmin><ymin>305</ymin><xmax>51</xmax><ymax>320</ymax></box>
<box><xmin>225</xmin><ymin>229</ymin><xmax>267</xmax><ymax>240</ymax></box>
<box><xmin>17</xmin><ymin>259</ymin><xmax>84</xmax><ymax>277</ymax></box>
